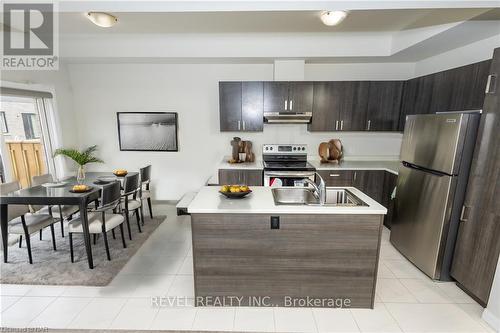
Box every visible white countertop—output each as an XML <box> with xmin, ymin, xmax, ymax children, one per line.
<box><xmin>218</xmin><ymin>156</ymin><xmax>264</xmax><ymax>170</ymax></box>
<box><xmin>309</xmin><ymin>159</ymin><xmax>400</xmax><ymax>175</ymax></box>
<box><xmin>188</xmin><ymin>186</ymin><xmax>387</xmax><ymax>215</ymax></box>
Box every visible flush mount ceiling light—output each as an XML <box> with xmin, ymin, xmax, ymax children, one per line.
<box><xmin>320</xmin><ymin>10</ymin><xmax>348</xmax><ymax>26</ymax></box>
<box><xmin>86</xmin><ymin>12</ymin><xmax>118</xmax><ymax>27</ymax></box>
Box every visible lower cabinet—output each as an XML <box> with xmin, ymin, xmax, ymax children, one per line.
<box><xmin>317</xmin><ymin>170</ymin><xmax>355</xmax><ymax>186</ymax></box>
<box><xmin>381</xmin><ymin>172</ymin><xmax>398</xmax><ymax>229</ymax></box>
<box><xmin>218</xmin><ymin>169</ymin><xmax>263</xmax><ymax>186</ymax></box>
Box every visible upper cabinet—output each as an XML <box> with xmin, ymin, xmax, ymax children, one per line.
<box><xmin>366</xmin><ymin>81</ymin><xmax>404</xmax><ymax>131</ymax></box>
<box><xmin>219</xmin><ymin>81</ymin><xmax>264</xmax><ymax>132</ymax></box>
<box><xmin>264</xmin><ymin>81</ymin><xmax>313</xmax><ymax>114</ymax></box>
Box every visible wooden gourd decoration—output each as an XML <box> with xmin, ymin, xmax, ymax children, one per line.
<box><xmin>318</xmin><ymin>139</ymin><xmax>343</xmax><ymax>163</ymax></box>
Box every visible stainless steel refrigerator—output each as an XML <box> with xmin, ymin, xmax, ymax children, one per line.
<box><xmin>390</xmin><ymin>112</ymin><xmax>480</xmax><ymax>281</ymax></box>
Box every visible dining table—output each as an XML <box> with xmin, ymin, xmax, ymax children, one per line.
<box><xmin>0</xmin><ymin>171</ymin><xmax>138</xmax><ymax>269</ymax></box>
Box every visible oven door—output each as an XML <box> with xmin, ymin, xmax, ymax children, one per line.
<box><xmin>264</xmin><ymin>170</ymin><xmax>315</xmax><ymax>187</ymax></box>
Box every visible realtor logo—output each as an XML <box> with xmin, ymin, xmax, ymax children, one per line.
<box><xmin>2</xmin><ymin>2</ymin><xmax>59</xmax><ymax>70</ymax></box>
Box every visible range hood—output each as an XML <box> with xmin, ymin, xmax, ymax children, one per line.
<box><xmin>264</xmin><ymin>112</ymin><xmax>312</xmax><ymax>124</ymax></box>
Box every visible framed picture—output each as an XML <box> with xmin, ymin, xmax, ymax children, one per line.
<box><xmin>117</xmin><ymin>112</ymin><xmax>178</xmax><ymax>151</ymax></box>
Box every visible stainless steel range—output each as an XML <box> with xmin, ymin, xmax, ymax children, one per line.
<box><xmin>262</xmin><ymin>144</ymin><xmax>316</xmax><ymax>187</ymax></box>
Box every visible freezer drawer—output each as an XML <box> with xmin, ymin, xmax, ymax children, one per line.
<box><xmin>390</xmin><ymin>165</ymin><xmax>455</xmax><ymax>279</ymax></box>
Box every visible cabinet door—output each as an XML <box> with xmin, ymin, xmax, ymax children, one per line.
<box><xmin>339</xmin><ymin>81</ymin><xmax>370</xmax><ymax>131</ymax></box>
<box><xmin>398</xmin><ymin>76</ymin><xmax>434</xmax><ymax>131</ymax></box>
<box><xmin>366</xmin><ymin>81</ymin><xmax>404</xmax><ymax>131</ymax></box>
<box><xmin>288</xmin><ymin>82</ymin><xmax>313</xmax><ymax>114</ymax></box>
<box><xmin>264</xmin><ymin>82</ymin><xmax>289</xmax><ymax>113</ymax></box>
<box><xmin>317</xmin><ymin>170</ymin><xmax>355</xmax><ymax>186</ymax></box>
<box><xmin>353</xmin><ymin>170</ymin><xmax>385</xmax><ymax>203</ymax></box>
<box><xmin>451</xmin><ymin>49</ymin><xmax>500</xmax><ymax>306</ymax></box>
<box><xmin>308</xmin><ymin>82</ymin><xmax>341</xmax><ymax>131</ymax></box>
<box><xmin>219</xmin><ymin>169</ymin><xmax>263</xmax><ymax>186</ymax></box>
<box><xmin>241</xmin><ymin>82</ymin><xmax>264</xmax><ymax>131</ymax></box>
<box><xmin>241</xmin><ymin>170</ymin><xmax>263</xmax><ymax>186</ymax></box>
<box><xmin>382</xmin><ymin>172</ymin><xmax>398</xmax><ymax>229</ymax></box>
<box><xmin>219</xmin><ymin>82</ymin><xmax>242</xmax><ymax>131</ymax></box>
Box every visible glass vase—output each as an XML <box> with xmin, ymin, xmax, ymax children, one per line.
<box><xmin>76</xmin><ymin>165</ymin><xmax>86</xmax><ymax>184</ymax></box>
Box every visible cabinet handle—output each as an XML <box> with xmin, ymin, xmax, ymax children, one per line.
<box><xmin>242</xmin><ymin>120</ymin><xmax>246</xmax><ymax>131</ymax></box>
<box><xmin>335</xmin><ymin>120</ymin><xmax>339</xmax><ymax>130</ymax></box>
<box><xmin>340</xmin><ymin>120</ymin><xmax>344</xmax><ymax>130</ymax></box>
<box><xmin>329</xmin><ymin>174</ymin><xmax>340</xmax><ymax>177</ymax></box>
<box><xmin>290</xmin><ymin>100</ymin><xmax>293</xmax><ymax>111</ymax></box>
<box><xmin>353</xmin><ymin>171</ymin><xmax>357</xmax><ymax>182</ymax></box>
<box><xmin>485</xmin><ymin>74</ymin><xmax>497</xmax><ymax>94</ymax></box>
<box><xmin>367</xmin><ymin>120</ymin><xmax>371</xmax><ymax>131</ymax></box>
<box><xmin>237</xmin><ymin>120</ymin><xmax>241</xmax><ymax>130</ymax></box>
<box><xmin>284</xmin><ymin>100</ymin><xmax>288</xmax><ymax>110</ymax></box>
<box><xmin>460</xmin><ymin>205</ymin><xmax>470</xmax><ymax>222</ymax></box>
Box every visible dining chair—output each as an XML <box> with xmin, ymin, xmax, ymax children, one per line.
<box><xmin>68</xmin><ymin>181</ymin><xmax>127</xmax><ymax>262</ymax></box>
<box><xmin>31</xmin><ymin>174</ymin><xmax>80</xmax><ymax>238</ymax></box>
<box><xmin>121</xmin><ymin>173</ymin><xmax>143</xmax><ymax>240</ymax></box>
<box><xmin>0</xmin><ymin>181</ymin><xmax>57</xmax><ymax>264</ymax></box>
<box><xmin>140</xmin><ymin>165</ymin><xmax>153</xmax><ymax>219</ymax></box>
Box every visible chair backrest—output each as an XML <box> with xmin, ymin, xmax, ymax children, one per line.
<box><xmin>97</xmin><ymin>181</ymin><xmax>121</xmax><ymax>211</ymax></box>
<box><xmin>123</xmin><ymin>173</ymin><xmax>140</xmax><ymax>196</ymax></box>
<box><xmin>0</xmin><ymin>181</ymin><xmax>30</xmax><ymax>220</ymax></box>
<box><xmin>140</xmin><ymin>165</ymin><xmax>151</xmax><ymax>184</ymax></box>
<box><xmin>32</xmin><ymin>174</ymin><xmax>53</xmax><ymax>186</ymax></box>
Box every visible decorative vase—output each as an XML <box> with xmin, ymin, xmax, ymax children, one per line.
<box><xmin>76</xmin><ymin>165</ymin><xmax>86</xmax><ymax>184</ymax></box>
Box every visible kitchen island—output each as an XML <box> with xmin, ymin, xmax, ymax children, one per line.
<box><xmin>187</xmin><ymin>186</ymin><xmax>387</xmax><ymax>308</ymax></box>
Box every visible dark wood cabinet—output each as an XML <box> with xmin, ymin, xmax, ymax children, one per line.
<box><xmin>366</xmin><ymin>81</ymin><xmax>404</xmax><ymax>131</ymax></box>
<box><xmin>451</xmin><ymin>49</ymin><xmax>500</xmax><ymax>306</ymax></box>
<box><xmin>353</xmin><ymin>170</ymin><xmax>385</xmax><ymax>203</ymax></box>
<box><xmin>381</xmin><ymin>172</ymin><xmax>398</xmax><ymax>229</ymax></box>
<box><xmin>317</xmin><ymin>170</ymin><xmax>355</xmax><ymax>186</ymax></box>
<box><xmin>218</xmin><ymin>169</ymin><xmax>263</xmax><ymax>186</ymax></box>
<box><xmin>264</xmin><ymin>81</ymin><xmax>313</xmax><ymax>114</ymax></box>
<box><xmin>219</xmin><ymin>82</ymin><xmax>263</xmax><ymax>132</ymax></box>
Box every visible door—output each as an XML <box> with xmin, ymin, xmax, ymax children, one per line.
<box><xmin>241</xmin><ymin>82</ymin><xmax>263</xmax><ymax>131</ymax></box>
<box><xmin>308</xmin><ymin>82</ymin><xmax>341</xmax><ymax>131</ymax></box>
<box><xmin>451</xmin><ymin>48</ymin><xmax>500</xmax><ymax>306</ymax></box>
<box><xmin>366</xmin><ymin>81</ymin><xmax>404</xmax><ymax>131</ymax></box>
<box><xmin>288</xmin><ymin>82</ymin><xmax>313</xmax><ymax>114</ymax></box>
<box><xmin>264</xmin><ymin>82</ymin><xmax>289</xmax><ymax>113</ymax></box>
<box><xmin>317</xmin><ymin>170</ymin><xmax>354</xmax><ymax>186</ymax></box>
<box><xmin>339</xmin><ymin>81</ymin><xmax>370</xmax><ymax>131</ymax></box>
<box><xmin>353</xmin><ymin>170</ymin><xmax>385</xmax><ymax>203</ymax></box>
<box><xmin>390</xmin><ymin>165</ymin><xmax>454</xmax><ymax>279</ymax></box>
<box><xmin>219</xmin><ymin>82</ymin><xmax>242</xmax><ymax>131</ymax></box>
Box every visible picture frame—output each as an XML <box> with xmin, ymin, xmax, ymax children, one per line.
<box><xmin>117</xmin><ymin>112</ymin><xmax>178</xmax><ymax>152</ymax></box>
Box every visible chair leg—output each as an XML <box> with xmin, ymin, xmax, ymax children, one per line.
<box><xmin>93</xmin><ymin>234</ymin><xmax>97</xmax><ymax>245</ymax></box>
<box><xmin>59</xmin><ymin>209</ymin><xmax>65</xmax><ymax>237</ymax></box>
<box><xmin>147</xmin><ymin>198</ymin><xmax>153</xmax><ymax>218</ymax></box>
<box><xmin>119</xmin><ymin>223</ymin><xmax>127</xmax><ymax>248</ymax></box>
<box><xmin>140</xmin><ymin>204</ymin><xmax>145</xmax><ymax>226</ymax></box>
<box><xmin>25</xmin><ymin>232</ymin><xmax>33</xmax><ymax>264</ymax></box>
<box><xmin>19</xmin><ymin>235</ymin><xmax>22</xmax><ymax>248</ymax></box>
<box><xmin>39</xmin><ymin>229</ymin><xmax>43</xmax><ymax>240</ymax></box>
<box><xmin>50</xmin><ymin>225</ymin><xmax>57</xmax><ymax>251</ymax></box>
<box><xmin>125</xmin><ymin>211</ymin><xmax>132</xmax><ymax>240</ymax></box>
<box><xmin>111</xmin><ymin>229</ymin><xmax>116</xmax><ymax>239</ymax></box>
<box><xmin>135</xmin><ymin>210</ymin><xmax>142</xmax><ymax>233</ymax></box>
<box><xmin>103</xmin><ymin>231</ymin><xmax>111</xmax><ymax>261</ymax></box>
<box><xmin>69</xmin><ymin>233</ymin><xmax>74</xmax><ymax>263</ymax></box>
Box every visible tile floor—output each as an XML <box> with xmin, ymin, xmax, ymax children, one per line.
<box><xmin>0</xmin><ymin>204</ymin><xmax>496</xmax><ymax>332</ymax></box>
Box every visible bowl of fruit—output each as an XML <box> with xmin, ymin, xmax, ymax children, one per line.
<box><xmin>113</xmin><ymin>169</ymin><xmax>128</xmax><ymax>177</ymax></box>
<box><xmin>219</xmin><ymin>185</ymin><xmax>252</xmax><ymax>199</ymax></box>
<box><xmin>70</xmin><ymin>184</ymin><xmax>92</xmax><ymax>193</ymax></box>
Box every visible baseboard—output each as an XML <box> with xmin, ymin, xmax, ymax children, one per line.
<box><xmin>153</xmin><ymin>200</ymin><xmax>179</xmax><ymax>205</ymax></box>
<box><xmin>482</xmin><ymin>308</ymin><xmax>500</xmax><ymax>332</ymax></box>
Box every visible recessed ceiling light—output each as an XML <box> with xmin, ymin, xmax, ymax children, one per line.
<box><xmin>320</xmin><ymin>10</ymin><xmax>348</xmax><ymax>26</ymax></box>
<box><xmin>86</xmin><ymin>12</ymin><xmax>118</xmax><ymax>28</ymax></box>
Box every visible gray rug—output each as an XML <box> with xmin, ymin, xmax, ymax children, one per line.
<box><xmin>0</xmin><ymin>214</ymin><xmax>165</xmax><ymax>286</ymax></box>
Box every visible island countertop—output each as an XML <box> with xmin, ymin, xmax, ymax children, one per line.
<box><xmin>188</xmin><ymin>186</ymin><xmax>387</xmax><ymax>215</ymax></box>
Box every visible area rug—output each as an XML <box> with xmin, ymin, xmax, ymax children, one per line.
<box><xmin>0</xmin><ymin>213</ymin><xmax>166</xmax><ymax>286</ymax></box>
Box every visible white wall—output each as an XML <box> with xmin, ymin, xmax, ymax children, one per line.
<box><xmin>67</xmin><ymin>62</ymin><xmax>409</xmax><ymax>200</ymax></box>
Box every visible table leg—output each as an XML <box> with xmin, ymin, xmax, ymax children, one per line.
<box><xmin>1</xmin><ymin>204</ymin><xmax>8</xmax><ymax>263</ymax></box>
<box><xmin>79</xmin><ymin>201</ymin><xmax>94</xmax><ymax>269</ymax></box>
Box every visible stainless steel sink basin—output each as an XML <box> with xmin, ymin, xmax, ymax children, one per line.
<box><xmin>272</xmin><ymin>187</ymin><xmax>368</xmax><ymax>206</ymax></box>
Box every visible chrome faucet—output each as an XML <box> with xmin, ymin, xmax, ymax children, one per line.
<box><xmin>303</xmin><ymin>173</ymin><xmax>326</xmax><ymax>205</ymax></box>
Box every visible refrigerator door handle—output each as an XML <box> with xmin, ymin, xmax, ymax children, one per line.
<box><xmin>402</xmin><ymin>161</ymin><xmax>449</xmax><ymax>177</ymax></box>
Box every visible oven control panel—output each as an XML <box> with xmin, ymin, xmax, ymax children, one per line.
<box><xmin>263</xmin><ymin>144</ymin><xmax>307</xmax><ymax>154</ymax></box>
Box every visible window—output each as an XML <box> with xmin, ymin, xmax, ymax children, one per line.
<box><xmin>0</xmin><ymin>111</ymin><xmax>7</xmax><ymax>133</ymax></box>
<box><xmin>22</xmin><ymin>113</ymin><xmax>41</xmax><ymax>139</ymax></box>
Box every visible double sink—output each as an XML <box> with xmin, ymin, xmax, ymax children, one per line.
<box><xmin>272</xmin><ymin>187</ymin><xmax>368</xmax><ymax>206</ymax></box>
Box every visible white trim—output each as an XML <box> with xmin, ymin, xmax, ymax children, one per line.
<box><xmin>482</xmin><ymin>309</ymin><xmax>500</xmax><ymax>332</ymax></box>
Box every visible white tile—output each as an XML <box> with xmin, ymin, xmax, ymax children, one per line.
<box><xmin>0</xmin><ymin>284</ymin><xmax>32</xmax><ymax>296</ymax></box>
<box><xmin>376</xmin><ymin>278</ymin><xmax>418</xmax><ymax>303</ymax></box>
<box><xmin>1</xmin><ymin>296</ymin><xmax>55</xmax><ymax>327</ymax></box>
<box><xmin>129</xmin><ymin>274</ymin><xmax>175</xmax><ymax>298</ymax></box>
<box><xmin>456</xmin><ymin>303</ymin><xmax>496</xmax><ymax>333</ymax></box>
<box><xmin>350</xmin><ymin>303</ymin><xmax>402</xmax><ymax>333</ymax></box>
<box><xmin>379</xmin><ymin>245</ymin><xmax>405</xmax><ymax>260</ymax></box>
<box><xmin>177</xmin><ymin>256</ymin><xmax>194</xmax><ymax>275</ymax></box>
<box><xmin>435</xmin><ymin>282</ymin><xmax>476</xmax><ymax>303</ymax></box>
<box><xmin>166</xmin><ymin>275</ymin><xmax>194</xmax><ymax>298</ymax></box>
<box><xmin>377</xmin><ymin>262</ymin><xmax>396</xmax><ymax>278</ymax></box>
<box><xmin>385</xmin><ymin>302</ymin><xmax>487</xmax><ymax>332</ymax></box>
<box><xmin>110</xmin><ymin>297</ymin><xmax>159</xmax><ymax>329</ymax></box>
<box><xmin>313</xmin><ymin>308</ymin><xmax>359</xmax><ymax>333</ymax></box>
<box><xmin>24</xmin><ymin>285</ymin><xmax>67</xmax><ymax>297</ymax></box>
<box><xmin>150</xmin><ymin>306</ymin><xmax>197</xmax><ymax>330</ymax></box>
<box><xmin>148</xmin><ymin>256</ymin><xmax>185</xmax><ymax>275</ymax></box>
<box><xmin>1</xmin><ymin>296</ymin><xmax>20</xmax><ymax>312</ymax></box>
<box><xmin>60</xmin><ymin>286</ymin><xmax>107</xmax><ymax>298</ymax></box>
<box><xmin>67</xmin><ymin>297</ymin><xmax>127</xmax><ymax>329</ymax></box>
<box><xmin>383</xmin><ymin>259</ymin><xmax>428</xmax><ymax>279</ymax></box>
<box><xmin>29</xmin><ymin>297</ymin><xmax>91</xmax><ymax>329</ymax></box>
<box><xmin>192</xmin><ymin>307</ymin><xmax>235</xmax><ymax>331</ymax></box>
<box><xmin>399</xmin><ymin>278</ymin><xmax>452</xmax><ymax>303</ymax></box>
<box><xmin>119</xmin><ymin>254</ymin><xmax>160</xmax><ymax>274</ymax></box>
<box><xmin>234</xmin><ymin>307</ymin><xmax>275</xmax><ymax>332</ymax></box>
<box><xmin>274</xmin><ymin>307</ymin><xmax>317</xmax><ymax>333</ymax></box>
